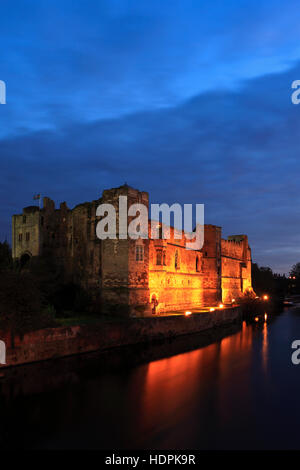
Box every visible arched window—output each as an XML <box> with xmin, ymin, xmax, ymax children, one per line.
<box><xmin>156</xmin><ymin>249</ymin><xmax>162</xmax><ymax>265</ymax></box>
<box><xmin>136</xmin><ymin>243</ymin><xmax>144</xmax><ymax>262</ymax></box>
<box><xmin>20</xmin><ymin>253</ymin><xmax>31</xmax><ymax>269</ymax></box>
<box><xmin>175</xmin><ymin>250</ymin><xmax>179</xmax><ymax>269</ymax></box>
<box><xmin>196</xmin><ymin>256</ymin><xmax>199</xmax><ymax>272</ymax></box>
<box><xmin>159</xmin><ymin>225</ymin><xmax>163</xmax><ymax>239</ymax></box>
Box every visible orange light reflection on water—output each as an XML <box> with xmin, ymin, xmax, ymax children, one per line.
<box><xmin>262</xmin><ymin>322</ymin><xmax>268</xmax><ymax>372</ymax></box>
<box><xmin>136</xmin><ymin>321</ymin><xmax>259</xmax><ymax>441</ymax></box>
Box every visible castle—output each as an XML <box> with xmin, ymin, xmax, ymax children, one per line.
<box><xmin>12</xmin><ymin>184</ymin><xmax>252</xmax><ymax>316</ymax></box>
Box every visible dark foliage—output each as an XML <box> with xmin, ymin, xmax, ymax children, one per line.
<box><xmin>252</xmin><ymin>263</ymin><xmax>288</xmax><ymax>298</ymax></box>
<box><xmin>24</xmin><ymin>255</ymin><xmax>92</xmax><ymax>314</ymax></box>
<box><xmin>52</xmin><ymin>282</ymin><xmax>91</xmax><ymax>315</ymax></box>
<box><xmin>0</xmin><ymin>241</ymin><xmax>12</xmax><ymax>270</ymax></box>
<box><xmin>27</xmin><ymin>254</ymin><xmax>64</xmax><ymax>307</ymax></box>
<box><xmin>0</xmin><ymin>269</ymin><xmax>56</xmax><ymax>344</ymax></box>
<box><xmin>0</xmin><ymin>242</ymin><xmax>93</xmax><ymax>335</ymax></box>
<box><xmin>288</xmin><ymin>262</ymin><xmax>300</xmax><ymax>294</ymax></box>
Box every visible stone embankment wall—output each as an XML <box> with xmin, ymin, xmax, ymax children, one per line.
<box><xmin>0</xmin><ymin>306</ymin><xmax>241</xmax><ymax>369</ymax></box>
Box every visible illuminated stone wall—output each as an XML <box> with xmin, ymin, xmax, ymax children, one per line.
<box><xmin>100</xmin><ymin>185</ymin><xmax>150</xmax><ymax>316</ymax></box>
<box><xmin>221</xmin><ymin>235</ymin><xmax>252</xmax><ymax>304</ymax></box>
<box><xmin>201</xmin><ymin>225</ymin><xmax>222</xmax><ymax>306</ymax></box>
<box><xmin>147</xmin><ymin>225</ymin><xmax>253</xmax><ymax>314</ymax></box>
<box><xmin>148</xmin><ymin>226</ymin><xmax>203</xmax><ymax>314</ymax></box>
<box><xmin>12</xmin><ymin>185</ymin><xmax>252</xmax><ymax>317</ymax></box>
<box><xmin>12</xmin><ymin>206</ymin><xmax>41</xmax><ymax>259</ymax></box>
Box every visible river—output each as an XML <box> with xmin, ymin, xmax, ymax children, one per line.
<box><xmin>1</xmin><ymin>307</ymin><xmax>300</xmax><ymax>449</ymax></box>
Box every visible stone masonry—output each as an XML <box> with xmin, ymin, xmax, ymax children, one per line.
<box><xmin>12</xmin><ymin>184</ymin><xmax>252</xmax><ymax>316</ymax></box>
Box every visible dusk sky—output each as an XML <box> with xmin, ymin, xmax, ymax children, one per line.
<box><xmin>1</xmin><ymin>0</ymin><xmax>300</xmax><ymax>273</ymax></box>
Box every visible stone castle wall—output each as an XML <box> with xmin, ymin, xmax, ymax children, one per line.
<box><xmin>148</xmin><ymin>226</ymin><xmax>204</xmax><ymax>314</ymax></box>
<box><xmin>12</xmin><ymin>206</ymin><xmax>41</xmax><ymax>259</ymax></box>
<box><xmin>12</xmin><ymin>185</ymin><xmax>253</xmax><ymax>316</ymax></box>
<box><xmin>221</xmin><ymin>236</ymin><xmax>252</xmax><ymax>303</ymax></box>
<box><xmin>0</xmin><ymin>306</ymin><xmax>242</xmax><ymax>369</ymax></box>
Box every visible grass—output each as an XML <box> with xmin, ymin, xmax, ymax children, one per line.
<box><xmin>54</xmin><ymin>305</ymin><xmax>238</xmax><ymax>327</ymax></box>
<box><xmin>55</xmin><ymin>315</ymin><xmax>103</xmax><ymax>327</ymax></box>
<box><xmin>54</xmin><ymin>311</ymin><xmax>130</xmax><ymax>327</ymax></box>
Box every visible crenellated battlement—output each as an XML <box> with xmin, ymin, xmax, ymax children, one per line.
<box><xmin>221</xmin><ymin>238</ymin><xmax>244</xmax><ymax>259</ymax></box>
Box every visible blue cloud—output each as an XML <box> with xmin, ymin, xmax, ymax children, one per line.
<box><xmin>1</xmin><ymin>0</ymin><xmax>300</xmax><ymax>273</ymax></box>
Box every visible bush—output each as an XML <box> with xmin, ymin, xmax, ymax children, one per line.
<box><xmin>52</xmin><ymin>283</ymin><xmax>91</xmax><ymax>315</ymax></box>
<box><xmin>28</xmin><ymin>256</ymin><xmax>91</xmax><ymax>314</ymax></box>
<box><xmin>27</xmin><ymin>254</ymin><xmax>64</xmax><ymax>306</ymax></box>
<box><xmin>0</xmin><ymin>241</ymin><xmax>12</xmax><ymax>270</ymax></box>
<box><xmin>0</xmin><ymin>270</ymin><xmax>56</xmax><ymax>345</ymax></box>
<box><xmin>238</xmin><ymin>289</ymin><xmax>263</xmax><ymax>315</ymax></box>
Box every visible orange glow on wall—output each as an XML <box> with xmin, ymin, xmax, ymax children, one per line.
<box><xmin>145</xmin><ymin>221</ymin><xmax>252</xmax><ymax>315</ymax></box>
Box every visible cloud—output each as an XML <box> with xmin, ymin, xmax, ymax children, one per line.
<box><xmin>1</xmin><ymin>0</ymin><xmax>300</xmax><ymax>273</ymax></box>
<box><xmin>1</xmin><ymin>58</ymin><xmax>300</xmax><ymax>273</ymax></box>
<box><xmin>1</xmin><ymin>0</ymin><xmax>300</xmax><ymax>134</ymax></box>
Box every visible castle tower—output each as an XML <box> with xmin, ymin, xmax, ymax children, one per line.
<box><xmin>100</xmin><ymin>184</ymin><xmax>151</xmax><ymax>316</ymax></box>
<box><xmin>12</xmin><ymin>205</ymin><xmax>42</xmax><ymax>266</ymax></box>
<box><xmin>221</xmin><ymin>234</ymin><xmax>252</xmax><ymax>303</ymax></box>
<box><xmin>201</xmin><ymin>225</ymin><xmax>222</xmax><ymax>305</ymax></box>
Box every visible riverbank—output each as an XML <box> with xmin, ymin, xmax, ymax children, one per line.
<box><xmin>0</xmin><ymin>322</ymin><xmax>242</xmax><ymax>398</ymax></box>
<box><xmin>0</xmin><ymin>306</ymin><xmax>241</xmax><ymax>369</ymax></box>
<box><xmin>3</xmin><ymin>307</ymin><xmax>296</xmax><ymax>450</ymax></box>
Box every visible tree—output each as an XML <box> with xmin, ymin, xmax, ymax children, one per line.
<box><xmin>0</xmin><ymin>270</ymin><xmax>55</xmax><ymax>346</ymax></box>
<box><xmin>252</xmin><ymin>263</ymin><xmax>288</xmax><ymax>298</ymax></box>
<box><xmin>0</xmin><ymin>241</ymin><xmax>12</xmax><ymax>270</ymax></box>
<box><xmin>288</xmin><ymin>263</ymin><xmax>300</xmax><ymax>294</ymax></box>
<box><xmin>290</xmin><ymin>263</ymin><xmax>300</xmax><ymax>277</ymax></box>
<box><xmin>28</xmin><ymin>255</ymin><xmax>91</xmax><ymax>314</ymax></box>
<box><xmin>28</xmin><ymin>254</ymin><xmax>64</xmax><ymax>307</ymax></box>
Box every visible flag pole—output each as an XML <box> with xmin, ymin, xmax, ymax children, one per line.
<box><xmin>33</xmin><ymin>194</ymin><xmax>42</xmax><ymax>209</ymax></box>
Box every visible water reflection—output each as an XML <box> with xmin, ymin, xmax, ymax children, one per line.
<box><xmin>262</xmin><ymin>322</ymin><xmax>268</xmax><ymax>372</ymax></box>
<box><xmin>2</xmin><ymin>310</ymin><xmax>300</xmax><ymax>449</ymax></box>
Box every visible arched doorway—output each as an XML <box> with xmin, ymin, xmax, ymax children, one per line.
<box><xmin>20</xmin><ymin>252</ymin><xmax>31</xmax><ymax>269</ymax></box>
